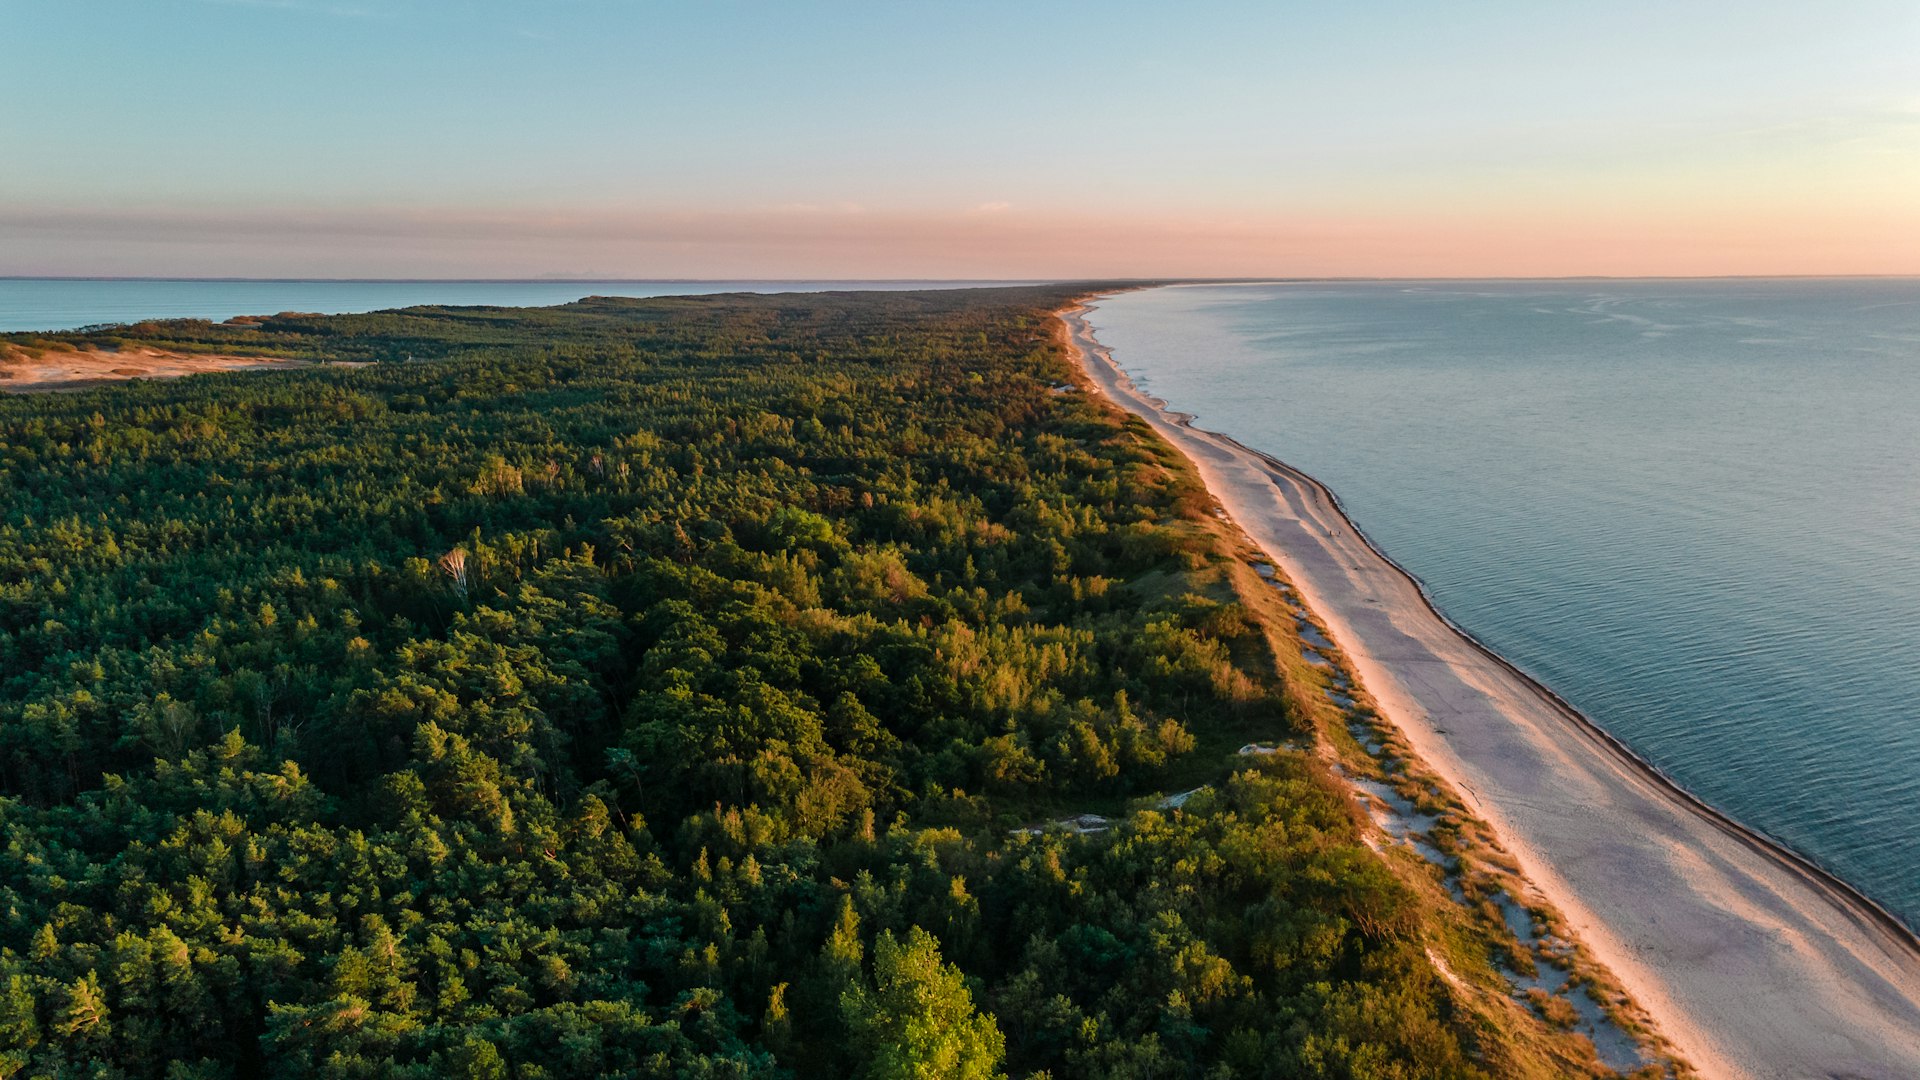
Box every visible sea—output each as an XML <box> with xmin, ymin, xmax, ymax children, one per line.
<box><xmin>1086</xmin><ymin>279</ymin><xmax>1920</xmax><ymax>926</ymax></box>
<box><xmin>0</xmin><ymin>278</ymin><xmax>1032</xmax><ymax>333</ymax></box>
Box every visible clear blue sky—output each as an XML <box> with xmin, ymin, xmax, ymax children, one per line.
<box><xmin>5</xmin><ymin>0</ymin><xmax>1917</xmax><ymax>277</ymax></box>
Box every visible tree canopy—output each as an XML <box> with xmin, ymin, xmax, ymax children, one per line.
<box><xmin>0</xmin><ymin>287</ymin><xmax>1601</xmax><ymax>1078</ymax></box>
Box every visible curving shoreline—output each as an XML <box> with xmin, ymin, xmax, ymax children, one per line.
<box><xmin>1216</xmin><ymin>419</ymin><xmax>1920</xmax><ymax>959</ymax></box>
<box><xmin>1061</xmin><ymin>297</ymin><xmax>1920</xmax><ymax>1079</ymax></box>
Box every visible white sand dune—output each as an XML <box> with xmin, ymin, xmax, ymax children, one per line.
<box><xmin>1063</xmin><ymin>300</ymin><xmax>1920</xmax><ymax>1080</ymax></box>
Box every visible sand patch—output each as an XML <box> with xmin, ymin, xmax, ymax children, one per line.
<box><xmin>1</xmin><ymin>343</ymin><xmax>310</xmax><ymax>392</ymax></box>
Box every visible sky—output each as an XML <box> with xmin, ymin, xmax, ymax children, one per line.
<box><xmin>4</xmin><ymin>0</ymin><xmax>1919</xmax><ymax>279</ymax></box>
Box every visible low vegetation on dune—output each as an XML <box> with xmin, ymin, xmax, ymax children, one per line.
<box><xmin>0</xmin><ymin>288</ymin><xmax>1636</xmax><ymax>1077</ymax></box>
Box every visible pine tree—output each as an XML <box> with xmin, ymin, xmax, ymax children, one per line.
<box><xmin>841</xmin><ymin>927</ymin><xmax>1005</xmax><ymax>1080</ymax></box>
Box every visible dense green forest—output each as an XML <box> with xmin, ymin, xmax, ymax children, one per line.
<box><xmin>0</xmin><ymin>288</ymin><xmax>1599</xmax><ymax>1078</ymax></box>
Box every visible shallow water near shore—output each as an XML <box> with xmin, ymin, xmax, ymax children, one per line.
<box><xmin>1086</xmin><ymin>279</ymin><xmax>1920</xmax><ymax>926</ymax></box>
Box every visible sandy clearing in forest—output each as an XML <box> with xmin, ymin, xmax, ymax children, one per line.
<box><xmin>1062</xmin><ymin>298</ymin><xmax>1920</xmax><ymax>1080</ymax></box>
<box><xmin>0</xmin><ymin>344</ymin><xmax>312</xmax><ymax>392</ymax></box>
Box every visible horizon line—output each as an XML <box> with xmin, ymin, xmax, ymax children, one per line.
<box><xmin>5</xmin><ymin>273</ymin><xmax>1920</xmax><ymax>285</ymax></box>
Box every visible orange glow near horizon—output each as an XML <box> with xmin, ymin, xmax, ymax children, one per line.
<box><xmin>6</xmin><ymin>3</ymin><xmax>1920</xmax><ymax>279</ymax></box>
<box><xmin>6</xmin><ymin>201</ymin><xmax>1917</xmax><ymax>280</ymax></box>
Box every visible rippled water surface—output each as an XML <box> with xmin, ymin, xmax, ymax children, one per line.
<box><xmin>1087</xmin><ymin>280</ymin><xmax>1920</xmax><ymax>923</ymax></box>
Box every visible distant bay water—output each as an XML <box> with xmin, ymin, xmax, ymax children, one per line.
<box><xmin>1086</xmin><ymin>279</ymin><xmax>1920</xmax><ymax>925</ymax></box>
<box><xmin>0</xmin><ymin>278</ymin><xmax>1035</xmax><ymax>333</ymax></box>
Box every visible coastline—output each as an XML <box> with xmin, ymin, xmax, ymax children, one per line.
<box><xmin>1060</xmin><ymin>296</ymin><xmax>1920</xmax><ymax>1079</ymax></box>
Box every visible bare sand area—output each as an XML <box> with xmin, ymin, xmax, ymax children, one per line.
<box><xmin>1063</xmin><ymin>300</ymin><xmax>1920</xmax><ymax>1079</ymax></box>
<box><xmin>0</xmin><ymin>344</ymin><xmax>310</xmax><ymax>392</ymax></box>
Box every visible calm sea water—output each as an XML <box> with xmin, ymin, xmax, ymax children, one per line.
<box><xmin>1087</xmin><ymin>280</ymin><xmax>1920</xmax><ymax>924</ymax></box>
<box><xmin>0</xmin><ymin>278</ymin><xmax>1032</xmax><ymax>333</ymax></box>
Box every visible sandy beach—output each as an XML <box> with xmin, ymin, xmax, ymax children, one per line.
<box><xmin>1062</xmin><ymin>299</ymin><xmax>1920</xmax><ymax>1079</ymax></box>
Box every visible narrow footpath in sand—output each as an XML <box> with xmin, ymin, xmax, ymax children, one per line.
<box><xmin>1063</xmin><ymin>299</ymin><xmax>1920</xmax><ymax>1080</ymax></box>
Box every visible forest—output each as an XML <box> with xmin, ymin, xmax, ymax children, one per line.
<box><xmin>0</xmin><ymin>287</ymin><xmax>1577</xmax><ymax>1078</ymax></box>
